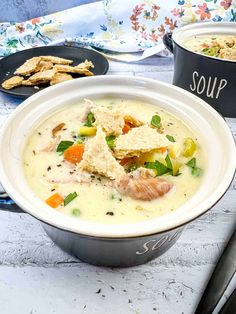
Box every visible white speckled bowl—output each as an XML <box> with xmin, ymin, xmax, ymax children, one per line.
<box><xmin>0</xmin><ymin>76</ymin><xmax>235</xmax><ymax>266</ymax></box>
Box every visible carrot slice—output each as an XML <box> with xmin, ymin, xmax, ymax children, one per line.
<box><xmin>46</xmin><ymin>193</ymin><xmax>64</xmax><ymax>208</ymax></box>
<box><xmin>122</xmin><ymin>122</ymin><xmax>131</xmax><ymax>134</ymax></box>
<box><xmin>119</xmin><ymin>157</ymin><xmax>133</xmax><ymax>166</ymax></box>
<box><xmin>63</xmin><ymin>144</ymin><xmax>84</xmax><ymax>164</ymax></box>
<box><xmin>156</xmin><ymin>147</ymin><xmax>167</xmax><ymax>154</ymax></box>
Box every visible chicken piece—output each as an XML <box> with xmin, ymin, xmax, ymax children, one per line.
<box><xmin>219</xmin><ymin>48</ymin><xmax>236</xmax><ymax>61</ymax></box>
<box><xmin>114</xmin><ymin>125</ymin><xmax>168</xmax><ymax>158</ymax></box>
<box><xmin>35</xmin><ymin>60</ymin><xmax>53</xmax><ymax>72</ymax></box>
<box><xmin>14</xmin><ymin>57</ymin><xmax>41</xmax><ymax>76</ymax></box>
<box><xmin>75</xmin><ymin>59</ymin><xmax>94</xmax><ymax>69</ymax></box>
<box><xmin>28</xmin><ymin>69</ymin><xmax>56</xmax><ymax>84</ymax></box>
<box><xmin>37</xmin><ymin>136</ymin><xmax>60</xmax><ymax>152</ymax></box>
<box><xmin>50</xmin><ymin>73</ymin><xmax>73</xmax><ymax>86</ymax></box>
<box><xmin>82</xmin><ymin>99</ymin><xmax>96</xmax><ymax>122</ymax></box>
<box><xmin>115</xmin><ymin>167</ymin><xmax>173</xmax><ymax>201</ymax></box>
<box><xmin>79</xmin><ymin>127</ymin><xmax>125</xmax><ymax>179</ymax></box>
<box><xmin>54</xmin><ymin>64</ymin><xmax>94</xmax><ymax>76</ymax></box>
<box><xmin>41</xmin><ymin>56</ymin><xmax>73</xmax><ymax>65</ymax></box>
<box><xmin>1</xmin><ymin>76</ymin><xmax>23</xmax><ymax>89</ymax></box>
<box><xmin>91</xmin><ymin>105</ymin><xmax>125</xmax><ymax>136</ymax></box>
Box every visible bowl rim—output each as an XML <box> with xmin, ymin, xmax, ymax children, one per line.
<box><xmin>0</xmin><ymin>75</ymin><xmax>235</xmax><ymax>238</ymax></box>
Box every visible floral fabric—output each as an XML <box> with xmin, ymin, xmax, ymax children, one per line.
<box><xmin>0</xmin><ymin>0</ymin><xmax>235</xmax><ymax>56</ymax></box>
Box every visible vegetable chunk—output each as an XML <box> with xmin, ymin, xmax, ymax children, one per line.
<box><xmin>46</xmin><ymin>193</ymin><xmax>64</xmax><ymax>208</ymax></box>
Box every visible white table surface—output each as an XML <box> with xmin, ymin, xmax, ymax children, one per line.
<box><xmin>0</xmin><ymin>56</ymin><xmax>235</xmax><ymax>314</ymax></box>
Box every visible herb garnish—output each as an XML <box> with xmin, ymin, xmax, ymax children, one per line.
<box><xmin>77</xmin><ymin>135</ymin><xmax>86</xmax><ymax>144</ymax></box>
<box><xmin>151</xmin><ymin>115</ymin><xmax>161</xmax><ymax>129</ymax></box>
<box><xmin>106</xmin><ymin>135</ymin><xmax>116</xmax><ymax>150</ymax></box>
<box><xmin>145</xmin><ymin>160</ymin><xmax>171</xmax><ymax>176</ymax></box>
<box><xmin>166</xmin><ymin>134</ymin><xmax>175</xmax><ymax>142</ymax></box>
<box><xmin>64</xmin><ymin>192</ymin><xmax>78</xmax><ymax>206</ymax></box>
<box><xmin>84</xmin><ymin>112</ymin><xmax>95</xmax><ymax>127</ymax></box>
<box><xmin>186</xmin><ymin>157</ymin><xmax>203</xmax><ymax>177</ymax></box>
<box><xmin>128</xmin><ymin>164</ymin><xmax>138</xmax><ymax>172</ymax></box>
<box><xmin>56</xmin><ymin>141</ymin><xmax>74</xmax><ymax>153</ymax></box>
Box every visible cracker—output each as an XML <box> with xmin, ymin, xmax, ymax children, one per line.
<box><xmin>50</xmin><ymin>73</ymin><xmax>73</xmax><ymax>85</ymax></box>
<box><xmin>14</xmin><ymin>57</ymin><xmax>41</xmax><ymax>76</ymax></box>
<box><xmin>41</xmin><ymin>55</ymin><xmax>73</xmax><ymax>65</ymax></box>
<box><xmin>1</xmin><ymin>76</ymin><xmax>24</xmax><ymax>89</ymax></box>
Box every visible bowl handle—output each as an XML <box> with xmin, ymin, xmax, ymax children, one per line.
<box><xmin>0</xmin><ymin>190</ymin><xmax>25</xmax><ymax>213</ymax></box>
<box><xmin>163</xmin><ymin>33</ymin><xmax>174</xmax><ymax>53</ymax></box>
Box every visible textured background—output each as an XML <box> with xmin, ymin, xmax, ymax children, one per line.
<box><xmin>0</xmin><ymin>0</ymin><xmax>99</xmax><ymax>22</ymax></box>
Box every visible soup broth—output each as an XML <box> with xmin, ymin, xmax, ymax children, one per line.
<box><xmin>183</xmin><ymin>34</ymin><xmax>236</xmax><ymax>61</ymax></box>
<box><xmin>23</xmin><ymin>98</ymin><xmax>205</xmax><ymax>224</ymax></box>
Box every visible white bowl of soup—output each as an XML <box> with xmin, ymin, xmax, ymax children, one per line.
<box><xmin>0</xmin><ymin>76</ymin><xmax>235</xmax><ymax>267</ymax></box>
<box><xmin>163</xmin><ymin>22</ymin><xmax>236</xmax><ymax>117</ymax></box>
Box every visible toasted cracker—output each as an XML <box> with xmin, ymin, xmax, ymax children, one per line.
<box><xmin>28</xmin><ymin>69</ymin><xmax>56</xmax><ymax>84</ymax></box>
<box><xmin>50</xmin><ymin>72</ymin><xmax>73</xmax><ymax>85</ymax></box>
<box><xmin>54</xmin><ymin>64</ymin><xmax>94</xmax><ymax>76</ymax></box>
<box><xmin>41</xmin><ymin>56</ymin><xmax>73</xmax><ymax>65</ymax></box>
<box><xmin>35</xmin><ymin>60</ymin><xmax>53</xmax><ymax>72</ymax></box>
<box><xmin>1</xmin><ymin>76</ymin><xmax>24</xmax><ymax>89</ymax></box>
<box><xmin>14</xmin><ymin>57</ymin><xmax>41</xmax><ymax>76</ymax></box>
<box><xmin>91</xmin><ymin>105</ymin><xmax>125</xmax><ymax>136</ymax></box>
<box><xmin>79</xmin><ymin>127</ymin><xmax>125</xmax><ymax>180</ymax></box>
<box><xmin>114</xmin><ymin>125</ymin><xmax>169</xmax><ymax>158</ymax></box>
<box><xmin>76</xmin><ymin>59</ymin><xmax>94</xmax><ymax>69</ymax></box>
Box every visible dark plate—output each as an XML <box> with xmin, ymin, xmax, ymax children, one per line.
<box><xmin>0</xmin><ymin>46</ymin><xmax>109</xmax><ymax>99</ymax></box>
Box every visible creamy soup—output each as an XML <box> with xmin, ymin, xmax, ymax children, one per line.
<box><xmin>183</xmin><ymin>34</ymin><xmax>236</xmax><ymax>61</ymax></box>
<box><xmin>23</xmin><ymin>98</ymin><xmax>205</xmax><ymax>224</ymax></box>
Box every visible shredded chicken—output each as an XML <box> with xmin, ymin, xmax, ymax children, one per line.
<box><xmin>115</xmin><ymin>167</ymin><xmax>173</xmax><ymax>201</ymax></box>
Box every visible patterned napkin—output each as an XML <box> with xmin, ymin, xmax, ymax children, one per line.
<box><xmin>0</xmin><ymin>0</ymin><xmax>235</xmax><ymax>60</ymax></box>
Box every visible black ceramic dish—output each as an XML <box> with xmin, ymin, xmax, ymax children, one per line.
<box><xmin>0</xmin><ymin>46</ymin><xmax>109</xmax><ymax>98</ymax></box>
<box><xmin>0</xmin><ymin>76</ymin><xmax>235</xmax><ymax>267</ymax></box>
<box><xmin>163</xmin><ymin>22</ymin><xmax>236</xmax><ymax>117</ymax></box>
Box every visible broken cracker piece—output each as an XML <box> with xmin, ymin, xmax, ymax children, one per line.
<box><xmin>76</xmin><ymin>59</ymin><xmax>94</xmax><ymax>69</ymax></box>
<box><xmin>28</xmin><ymin>69</ymin><xmax>56</xmax><ymax>84</ymax></box>
<box><xmin>35</xmin><ymin>60</ymin><xmax>53</xmax><ymax>72</ymax></box>
<box><xmin>54</xmin><ymin>64</ymin><xmax>94</xmax><ymax>76</ymax></box>
<box><xmin>41</xmin><ymin>56</ymin><xmax>73</xmax><ymax>65</ymax></box>
<box><xmin>79</xmin><ymin>127</ymin><xmax>125</xmax><ymax>180</ymax></box>
<box><xmin>1</xmin><ymin>76</ymin><xmax>24</xmax><ymax>89</ymax></box>
<box><xmin>14</xmin><ymin>57</ymin><xmax>41</xmax><ymax>76</ymax></box>
<box><xmin>50</xmin><ymin>72</ymin><xmax>73</xmax><ymax>85</ymax></box>
<box><xmin>91</xmin><ymin>105</ymin><xmax>125</xmax><ymax>136</ymax></box>
<box><xmin>114</xmin><ymin>125</ymin><xmax>169</xmax><ymax>158</ymax></box>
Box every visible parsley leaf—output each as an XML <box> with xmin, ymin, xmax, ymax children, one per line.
<box><xmin>151</xmin><ymin>115</ymin><xmax>161</xmax><ymax>129</ymax></box>
<box><xmin>186</xmin><ymin>158</ymin><xmax>203</xmax><ymax>177</ymax></box>
<box><xmin>191</xmin><ymin>167</ymin><xmax>203</xmax><ymax>177</ymax></box>
<box><xmin>56</xmin><ymin>141</ymin><xmax>74</xmax><ymax>153</ymax></box>
<box><xmin>84</xmin><ymin>112</ymin><xmax>95</xmax><ymax>127</ymax></box>
<box><xmin>165</xmin><ymin>154</ymin><xmax>173</xmax><ymax>170</ymax></box>
<box><xmin>186</xmin><ymin>157</ymin><xmax>196</xmax><ymax>168</ymax></box>
<box><xmin>106</xmin><ymin>135</ymin><xmax>116</xmax><ymax>150</ymax></box>
<box><xmin>145</xmin><ymin>160</ymin><xmax>171</xmax><ymax>176</ymax></box>
<box><xmin>166</xmin><ymin>134</ymin><xmax>175</xmax><ymax>142</ymax></box>
<box><xmin>64</xmin><ymin>192</ymin><xmax>78</xmax><ymax>206</ymax></box>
